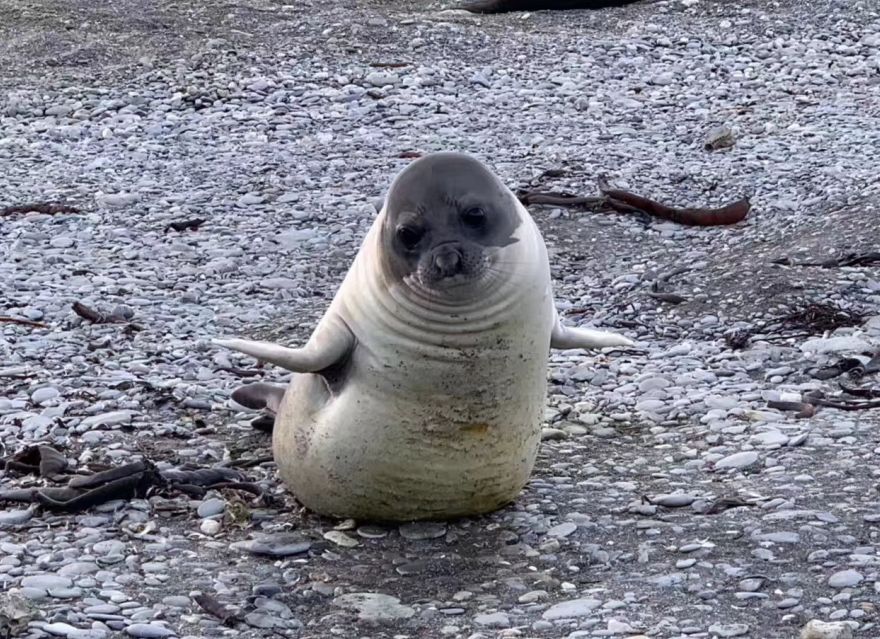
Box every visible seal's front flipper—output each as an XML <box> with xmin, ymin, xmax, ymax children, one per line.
<box><xmin>551</xmin><ymin>310</ymin><xmax>635</xmax><ymax>350</ymax></box>
<box><xmin>214</xmin><ymin>318</ymin><xmax>355</xmax><ymax>374</ymax></box>
<box><xmin>231</xmin><ymin>383</ymin><xmax>286</xmax><ymax>413</ymax></box>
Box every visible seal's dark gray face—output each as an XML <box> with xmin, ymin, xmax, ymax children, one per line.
<box><xmin>380</xmin><ymin>152</ymin><xmax>521</xmax><ymax>291</ymax></box>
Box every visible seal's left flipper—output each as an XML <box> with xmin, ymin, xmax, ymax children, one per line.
<box><xmin>550</xmin><ymin>311</ymin><xmax>635</xmax><ymax>350</ymax></box>
<box><xmin>214</xmin><ymin>317</ymin><xmax>355</xmax><ymax>374</ymax></box>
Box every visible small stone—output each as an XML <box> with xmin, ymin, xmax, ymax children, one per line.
<box><xmin>546</xmin><ymin>522</ymin><xmax>577</xmax><ymax>538</ymax></box>
<box><xmin>365</xmin><ymin>71</ymin><xmax>399</xmax><ymax>87</ymax></box>
<box><xmin>124</xmin><ymin>624</ymin><xmax>177</xmax><ymax>638</ymax></box>
<box><xmin>356</xmin><ymin>526</ymin><xmax>388</xmax><ymax>539</ymax></box>
<box><xmin>708</xmin><ymin>623</ymin><xmax>749</xmax><ymax>637</ymax></box>
<box><xmin>399</xmin><ymin>522</ymin><xmax>446</xmax><ymax>540</ymax></box>
<box><xmin>21</xmin><ymin>575</ymin><xmax>73</xmax><ymax>591</ymax></box>
<box><xmin>0</xmin><ymin>508</ymin><xmax>34</xmax><ymax>526</ymax></box>
<box><xmin>542</xmin><ymin>598</ymin><xmax>602</xmax><ymax>620</ymax></box>
<box><xmin>332</xmin><ymin>592</ymin><xmax>415</xmax><ymax>623</ymax></box>
<box><xmin>800</xmin><ymin>336</ymin><xmax>872</xmax><ymax>354</ymax></box>
<box><xmin>31</xmin><ymin>387</ymin><xmax>60</xmax><ymax>404</ymax></box>
<box><xmin>705</xmin><ymin>124</ymin><xmax>736</xmax><ymax>151</ymax></box>
<box><xmin>607</xmin><ymin>619</ymin><xmax>635</xmax><ymax>634</ymax></box>
<box><xmin>738</xmin><ymin>578</ymin><xmax>764</xmax><ymax>592</ymax></box>
<box><xmin>827</xmin><ymin>570</ymin><xmax>863</xmax><ymax>589</ymax></box>
<box><xmin>518</xmin><ymin>590</ymin><xmax>548</xmax><ymax>603</ymax></box>
<box><xmin>79</xmin><ymin>411</ymin><xmax>133</xmax><ymax>429</ymax></box>
<box><xmin>230</xmin><ymin>534</ymin><xmax>311</xmax><ymax>557</ymax></box>
<box><xmin>243</xmin><ymin>612</ymin><xmax>288</xmax><ymax>629</ymax></box>
<box><xmin>50</xmin><ymin>237</ymin><xmax>75</xmax><ymax>249</ymax></box>
<box><xmin>323</xmin><ymin>530</ymin><xmax>359</xmax><ymax>548</ymax></box>
<box><xmin>39</xmin><ymin>622</ymin><xmax>97</xmax><ymax>639</ymax></box>
<box><xmin>714</xmin><ymin>451</ymin><xmax>759</xmax><ymax>471</ymax></box>
<box><xmin>800</xmin><ymin>620</ymin><xmax>853</xmax><ymax>639</ymax></box>
<box><xmin>200</xmin><ymin>519</ymin><xmax>221</xmax><ymax>536</ymax></box>
<box><xmin>237</xmin><ymin>193</ymin><xmax>264</xmax><ymax>206</ymax></box>
<box><xmin>638</xmin><ymin>376</ymin><xmax>670</xmax><ymax>392</ymax></box>
<box><xmin>541</xmin><ymin>427</ymin><xmax>568</xmax><ymax>441</ymax></box>
<box><xmin>161</xmin><ymin>596</ymin><xmax>190</xmax><ymax>608</ymax></box>
<box><xmin>759</xmin><ymin>531</ymin><xmax>800</xmax><ymax>544</ymax></box>
<box><xmin>652</xmin><ymin>493</ymin><xmax>695</xmax><ymax>508</ymax></box>
<box><xmin>57</xmin><ymin>562</ymin><xmax>99</xmax><ymax>577</ymax></box>
<box><xmin>197</xmin><ymin>498</ymin><xmax>225</xmax><ymax>518</ymax></box>
<box><xmin>751</xmin><ymin>430</ymin><xmax>789</xmax><ymax>447</ymax></box>
<box><xmin>474</xmin><ymin>612</ymin><xmax>510</xmax><ymax>628</ymax></box>
<box><xmin>260</xmin><ymin>277</ymin><xmax>298</xmax><ymax>290</ymax></box>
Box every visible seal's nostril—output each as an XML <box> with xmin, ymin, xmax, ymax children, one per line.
<box><xmin>434</xmin><ymin>249</ymin><xmax>462</xmax><ymax>277</ymax></box>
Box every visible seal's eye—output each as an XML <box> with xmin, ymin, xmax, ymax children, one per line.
<box><xmin>396</xmin><ymin>225</ymin><xmax>423</xmax><ymax>250</ymax></box>
<box><xmin>461</xmin><ymin>207</ymin><xmax>486</xmax><ymax>229</ymax></box>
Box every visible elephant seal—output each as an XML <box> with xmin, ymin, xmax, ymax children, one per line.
<box><xmin>460</xmin><ymin>0</ymin><xmax>640</xmax><ymax>13</ymax></box>
<box><xmin>215</xmin><ymin>152</ymin><xmax>634</xmax><ymax>522</ymax></box>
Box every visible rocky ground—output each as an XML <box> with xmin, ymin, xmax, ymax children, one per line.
<box><xmin>2</xmin><ymin>0</ymin><xmax>880</xmax><ymax>638</ymax></box>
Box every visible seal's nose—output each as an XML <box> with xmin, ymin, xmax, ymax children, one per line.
<box><xmin>433</xmin><ymin>246</ymin><xmax>463</xmax><ymax>277</ymax></box>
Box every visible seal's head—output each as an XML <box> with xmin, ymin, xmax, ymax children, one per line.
<box><xmin>380</xmin><ymin>152</ymin><xmax>522</xmax><ymax>292</ymax></box>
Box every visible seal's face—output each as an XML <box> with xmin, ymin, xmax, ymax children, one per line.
<box><xmin>381</xmin><ymin>152</ymin><xmax>521</xmax><ymax>292</ymax></box>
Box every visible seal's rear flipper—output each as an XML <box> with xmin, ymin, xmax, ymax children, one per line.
<box><xmin>250</xmin><ymin>414</ymin><xmax>275</xmax><ymax>434</ymax></box>
<box><xmin>231</xmin><ymin>383</ymin><xmax>286</xmax><ymax>413</ymax></box>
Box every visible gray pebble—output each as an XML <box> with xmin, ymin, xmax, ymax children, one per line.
<box><xmin>827</xmin><ymin>570</ymin><xmax>863</xmax><ymax>589</ymax></box>
<box><xmin>124</xmin><ymin>624</ymin><xmax>177</xmax><ymax>638</ymax></box>
<box><xmin>399</xmin><ymin>522</ymin><xmax>447</xmax><ymax>541</ymax></box>
<box><xmin>196</xmin><ymin>498</ymin><xmax>225</xmax><ymax>518</ymax></box>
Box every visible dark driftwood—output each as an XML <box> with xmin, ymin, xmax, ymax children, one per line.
<box><xmin>164</xmin><ymin>218</ymin><xmax>206</xmax><ymax>233</ymax></box>
<box><xmin>517</xmin><ymin>177</ymin><xmax>751</xmax><ymax>227</ymax></box>
<box><xmin>215</xmin><ymin>366</ymin><xmax>263</xmax><ymax>378</ymax></box>
<box><xmin>703</xmin><ymin>497</ymin><xmax>755</xmax><ymax>515</ymax></box>
<box><xmin>0</xmin><ymin>202</ymin><xmax>80</xmax><ymax>216</ymax></box>
<box><xmin>3</xmin><ymin>445</ymin><xmax>68</xmax><ymax>479</ymax></box>
<box><xmin>840</xmin><ymin>380</ymin><xmax>880</xmax><ymax>399</ymax></box>
<box><xmin>726</xmin><ymin>302</ymin><xmax>866</xmax><ymax>351</ymax></box>
<box><xmin>461</xmin><ymin>0</ymin><xmax>640</xmax><ymax>13</ymax></box>
<box><xmin>37</xmin><ymin>471</ymin><xmax>157</xmax><ymax>512</ymax></box>
<box><xmin>193</xmin><ymin>593</ymin><xmax>241</xmax><ymax>627</ymax></box>
<box><xmin>766</xmin><ymin>400</ymin><xmax>816</xmax><ymax>419</ymax></box>
<box><xmin>0</xmin><ymin>316</ymin><xmax>49</xmax><ymax>328</ymax></box>
<box><xmin>805</xmin><ymin>390</ymin><xmax>880</xmax><ymax>411</ymax></box>
<box><xmin>0</xmin><ymin>453</ymin><xmax>256</xmax><ymax>514</ymax></box>
<box><xmin>597</xmin><ymin>178</ymin><xmax>751</xmax><ymax>226</ymax></box>
<box><xmin>71</xmin><ymin>301</ymin><xmax>133</xmax><ymax>324</ymax></box>
<box><xmin>773</xmin><ymin>252</ymin><xmax>880</xmax><ymax>268</ymax></box>
<box><xmin>516</xmin><ymin>192</ymin><xmax>606</xmax><ymax>208</ymax></box>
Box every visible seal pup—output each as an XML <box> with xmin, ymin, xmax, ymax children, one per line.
<box><xmin>215</xmin><ymin>152</ymin><xmax>634</xmax><ymax>522</ymax></box>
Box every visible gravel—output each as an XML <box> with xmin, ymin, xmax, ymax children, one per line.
<box><xmin>2</xmin><ymin>0</ymin><xmax>880</xmax><ymax>638</ymax></box>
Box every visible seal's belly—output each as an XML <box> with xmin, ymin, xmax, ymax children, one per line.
<box><xmin>273</xmin><ymin>328</ymin><xmax>551</xmax><ymax>521</ymax></box>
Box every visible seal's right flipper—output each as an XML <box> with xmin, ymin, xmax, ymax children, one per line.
<box><xmin>231</xmin><ymin>383</ymin><xmax>286</xmax><ymax>413</ymax></box>
<box><xmin>214</xmin><ymin>318</ymin><xmax>355</xmax><ymax>374</ymax></box>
